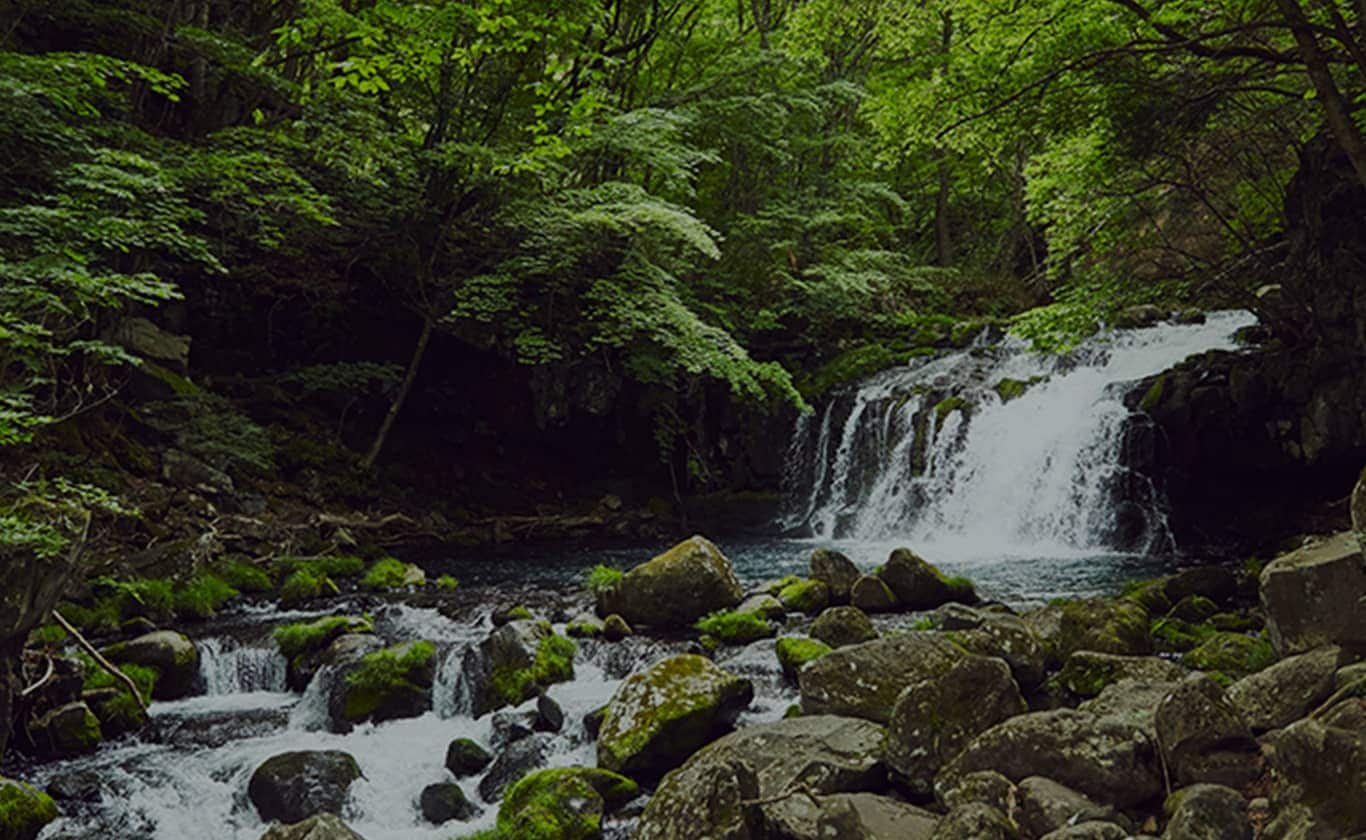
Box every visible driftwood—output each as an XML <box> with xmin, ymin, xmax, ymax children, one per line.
<box><xmin>51</xmin><ymin>610</ymin><xmax>148</xmax><ymax>714</ymax></box>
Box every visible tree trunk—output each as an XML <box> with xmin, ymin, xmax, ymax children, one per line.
<box><xmin>1277</xmin><ymin>0</ymin><xmax>1366</xmax><ymax>190</ymax></box>
<box><xmin>361</xmin><ymin>315</ymin><xmax>434</xmax><ymax>471</ymax></box>
<box><xmin>935</xmin><ymin>149</ymin><xmax>954</xmax><ymax>266</ymax></box>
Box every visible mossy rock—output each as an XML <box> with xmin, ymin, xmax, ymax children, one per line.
<box><xmin>495</xmin><ymin>767</ymin><xmax>637</xmax><ymax>840</ymax></box>
<box><xmin>467</xmin><ymin>621</ymin><xmax>577</xmax><ymax>715</ymax></box>
<box><xmin>1055</xmin><ymin>651</ymin><xmax>1187</xmax><ymax>698</ymax></box>
<box><xmin>446</xmin><ymin>737</ymin><xmax>493</xmax><ymax>778</ymax></box>
<box><xmin>597</xmin><ymin>654</ymin><xmax>754</xmax><ymax>781</ymax></box>
<box><xmin>877</xmin><ymin>549</ymin><xmax>976</xmax><ymax>610</ymax></box>
<box><xmin>850</xmin><ymin>575</ymin><xmax>898</xmax><ymax>613</ymax></box>
<box><xmin>27</xmin><ymin>702</ymin><xmax>101</xmax><ymax>760</ymax></box>
<box><xmin>1182</xmin><ymin>632</ymin><xmax>1276</xmax><ymax>675</ymax></box>
<box><xmin>809</xmin><ymin>606</ymin><xmax>877</xmax><ymax>648</ymax></box>
<box><xmin>330</xmin><ymin>640</ymin><xmax>436</xmax><ymax>729</ymax></box>
<box><xmin>102</xmin><ymin>630</ymin><xmax>199</xmax><ymax>700</ymax></box>
<box><xmin>0</xmin><ymin>777</ymin><xmax>58</xmax><ymax>840</ymax></box>
<box><xmin>565</xmin><ymin>613</ymin><xmax>605</xmax><ymax>638</ymax></box>
<box><xmin>597</xmin><ymin>536</ymin><xmax>744</xmax><ymax>629</ymax></box>
<box><xmin>694</xmin><ymin>609</ymin><xmax>774</xmax><ymax>645</ymax></box>
<box><xmin>274</xmin><ymin>615</ymin><xmax>374</xmax><ymax>660</ymax></box>
<box><xmin>1054</xmin><ymin>597</ymin><xmax>1151</xmax><ymax>659</ymax></box>
<box><xmin>776</xmin><ymin>578</ymin><xmax>830</xmax><ymax>614</ymax></box>
<box><xmin>775</xmin><ymin>637</ymin><xmax>833</xmax><ymax>680</ymax></box>
<box><xmin>361</xmin><ymin>557</ymin><xmax>425</xmax><ymax>590</ymax></box>
<box><xmin>1150</xmin><ymin>617</ymin><xmax>1217</xmax><ymax>653</ymax></box>
<box><xmin>993</xmin><ymin>376</ymin><xmax>1046</xmax><ymax>403</ymax></box>
<box><xmin>1166</xmin><ymin>595</ymin><xmax>1218</xmax><ymax>623</ymax></box>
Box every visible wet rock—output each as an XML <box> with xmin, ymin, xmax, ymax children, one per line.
<box><xmin>419</xmin><ymin>783</ymin><xmax>479</xmax><ymax>824</ymax></box>
<box><xmin>463</xmin><ymin>620</ymin><xmax>568</xmax><ymax>716</ymax></box>
<box><xmin>328</xmin><ymin>640</ymin><xmax>435</xmax><ymax>730</ymax></box>
<box><xmin>811</xmin><ymin>548</ymin><xmax>861</xmax><ymax>604</ymax></box>
<box><xmin>1162</xmin><ymin>784</ymin><xmax>1251</xmax><ymax>840</ymax></box>
<box><xmin>930</xmin><ymin>803</ymin><xmax>1016</xmax><ymax>839</ymax></box>
<box><xmin>0</xmin><ymin>777</ymin><xmax>58</xmax><ymax>840</ymax></box>
<box><xmin>597</xmin><ymin>536</ymin><xmax>744</xmax><ymax>629</ymax></box>
<box><xmin>877</xmin><ymin>549</ymin><xmax>975</xmax><ymax>610</ymax></box>
<box><xmin>1017</xmin><ymin>776</ymin><xmax>1123</xmax><ymax>838</ymax></box>
<box><xmin>536</xmin><ymin>691</ymin><xmax>564</xmax><ymax>733</ymax></box>
<box><xmin>1262</xmin><ymin>717</ymin><xmax>1366</xmax><ymax>837</ymax></box>
<box><xmin>565</xmin><ymin>613</ymin><xmax>604</xmax><ymax>638</ymax></box>
<box><xmin>851</xmin><ymin>575</ymin><xmax>898</xmax><ymax>613</ymax></box>
<box><xmin>102</xmin><ymin>631</ymin><xmax>199</xmax><ymax>700</ymax></box>
<box><xmin>1039</xmin><ymin>823</ymin><xmax>1128</xmax><ymax>840</ymax></box>
<box><xmin>44</xmin><ymin>769</ymin><xmax>104</xmax><ymax>805</ymax></box>
<box><xmin>809</xmin><ymin>606</ymin><xmax>877</xmax><ymax>648</ymax></box>
<box><xmin>491</xmin><ymin>710</ymin><xmax>537</xmax><ymax>747</ymax></box>
<box><xmin>582</xmin><ymin>706</ymin><xmax>607</xmax><ymax>739</ymax></box>
<box><xmin>1055</xmin><ymin>652</ymin><xmax>1186</xmax><ymax>699</ymax></box>
<box><xmin>275</xmin><ymin>616</ymin><xmax>375</xmax><ymax>691</ymax></box>
<box><xmin>1114</xmin><ymin>304</ymin><xmax>1166</xmax><ymax>328</ymax></box>
<box><xmin>777</xmin><ymin>578</ymin><xmax>830</xmax><ymax>615</ymax></box>
<box><xmin>736</xmin><ymin>594</ymin><xmax>785</xmax><ymax>621</ymax></box>
<box><xmin>479</xmin><ymin>733</ymin><xmax>552</xmax><ymax>801</ymax></box>
<box><xmin>28</xmin><ymin>701</ymin><xmax>101</xmax><ymax>759</ymax></box>
<box><xmin>597</xmin><ymin>654</ymin><xmax>753</xmax><ymax>781</ymax></box>
<box><xmin>491</xmin><ymin>604</ymin><xmax>533</xmax><ymax>627</ymax></box>
<box><xmin>1154</xmin><ymin>674</ymin><xmax>1259</xmax><ymax>788</ymax></box>
<box><xmin>1226</xmin><ymin>646</ymin><xmax>1344</xmax><ymax>732</ymax></box>
<box><xmin>258</xmin><ymin>814</ymin><xmax>365</xmax><ymax>840</ymax></box>
<box><xmin>883</xmin><ymin>654</ymin><xmax>1026</xmax><ymax>797</ymax></box>
<box><xmin>602</xmin><ymin>614</ymin><xmax>632</xmax><ymax>641</ymax></box>
<box><xmin>799</xmin><ymin>633</ymin><xmax>963</xmax><ymax>724</ymax></box>
<box><xmin>247</xmin><ymin>750</ymin><xmax>361</xmax><ymax>824</ymax></box>
<box><xmin>495</xmin><ymin>767</ymin><xmax>637</xmax><ymax>839</ymax></box>
<box><xmin>775</xmin><ymin>637</ymin><xmax>832</xmax><ymax>680</ymax></box>
<box><xmin>938</xmin><ymin>709</ymin><xmax>1161</xmax><ymax>808</ymax></box>
<box><xmin>952</xmin><ymin>610</ymin><xmax>1048</xmax><ymax>692</ymax></box>
<box><xmin>1259</xmin><ymin>532</ymin><xmax>1366</xmax><ymax>655</ymax></box>
<box><xmin>444</xmin><ymin>738</ymin><xmax>492</xmax><ymax>778</ymax></box>
<box><xmin>636</xmin><ymin>715</ymin><xmax>887</xmax><ymax>840</ymax></box>
<box><xmin>938</xmin><ymin>770</ymin><xmax>1015</xmax><ymax>813</ymax></box>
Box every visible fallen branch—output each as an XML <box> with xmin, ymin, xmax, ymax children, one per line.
<box><xmin>18</xmin><ymin>654</ymin><xmax>55</xmax><ymax>698</ymax></box>
<box><xmin>51</xmin><ymin>610</ymin><xmax>148</xmax><ymax>714</ymax></box>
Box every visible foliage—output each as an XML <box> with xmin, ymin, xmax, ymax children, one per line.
<box><xmin>435</xmin><ymin>574</ymin><xmax>459</xmax><ymax>592</ymax></box>
<box><xmin>219</xmin><ymin>560</ymin><xmax>274</xmax><ymax>593</ymax></box>
<box><xmin>278</xmin><ymin>568</ymin><xmax>337</xmax><ymax>606</ymax></box>
<box><xmin>172</xmin><ymin>574</ymin><xmax>239</xmax><ymax>620</ymax></box>
<box><xmin>584</xmin><ymin>565</ymin><xmax>623</xmax><ymax>595</ymax></box>
<box><xmin>361</xmin><ymin>557</ymin><xmax>414</xmax><ymax>590</ymax></box>
<box><xmin>344</xmin><ymin>641</ymin><xmax>435</xmax><ymax>693</ymax></box>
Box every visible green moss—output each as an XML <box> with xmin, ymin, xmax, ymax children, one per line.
<box><xmin>273</xmin><ymin>615</ymin><xmax>373</xmax><ymax>659</ymax></box>
<box><xmin>943</xmin><ymin>575</ymin><xmax>976</xmax><ymax>601</ymax></box>
<box><xmin>1182</xmin><ymin>632</ymin><xmax>1276</xmax><ymax>674</ymax></box>
<box><xmin>362</xmin><ymin>557</ymin><xmax>419</xmax><ymax>590</ymax></box>
<box><xmin>775</xmin><ymin>636</ymin><xmax>833</xmax><ymax>678</ymax></box>
<box><xmin>1139</xmin><ymin>374</ymin><xmax>1166</xmax><ymax>412</ymax></box>
<box><xmin>1121</xmin><ymin>576</ymin><xmax>1172</xmax><ymax>614</ymax></box>
<box><xmin>695</xmin><ymin>610</ymin><xmax>774</xmax><ymax>645</ymax></box>
<box><xmin>934</xmin><ymin>395</ymin><xmax>970</xmax><ymax>424</ymax></box>
<box><xmin>82</xmin><ymin>660</ymin><xmax>158</xmax><ymax>703</ymax></box>
<box><xmin>585</xmin><ymin>564</ymin><xmax>623</xmax><ymax>595</ymax></box>
<box><xmin>173</xmin><ymin>574</ymin><xmax>239</xmax><ymax>619</ymax></box>
<box><xmin>498</xmin><ymin>766</ymin><xmax>638</xmax><ymax>840</ymax></box>
<box><xmin>798</xmin><ymin>343</ymin><xmax>900</xmax><ymax>399</ymax></box>
<box><xmin>490</xmin><ymin>634</ymin><xmax>577</xmax><ymax>706</ymax></box>
<box><xmin>219</xmin><ymin>560</ymin><xmax>274</xmax><ymax>593</ymax></box>
<box><xmin>93</xmin><ymin>577</ymin><xmax>175</xmax><ymax>622</ymax></box>
<box><xmin>1209</xmin><ymin>612</ymin><xmax>1258</xmax><ymax>632</ymax></box>
<box><xmin>1166</xmin><ymin>594</ymin><xmax>1217</xmax><ymax>623</ymax></box>
<box><xmin>506</xmin><ymin>606</ymin><xmax>533</xmax><ymax>621</ymax></box>
<box><xmin>909</xmin><ymin>616</ymin><xmax>935</xmax><ymax>631</ymax></box>
<box><xmin>992</xmin><ymin>377</ymin><xmax>1046</xmax><ymax>403</ymax></box>
<box><xmin>26</xmin><ymin>624</ymin><xmax>68</xmax><ymax>647</ymax></box>
<box><xmin>342</xmin><ymin>640</ymin><xmax>436</xmax><ymax>720</ymax></box>
<box><xmin>278</xmin><ymin>554</ymin><xmax>366</xmax><ymax>579</ymax></box>
<box><xmin>435</xmin><ymin>574</ymin><xmax>459</xmax><ymax>591</ymax></box>
<box><xmin>1150</xmin><ymin>617</ymin><xmax>1216</xmax><ymax>653</ymax></box>
<box><xmin>279</xmin><ymin>568</ymin><xmax>338</xmax><ymax>605</ymax></box>
<box><xmin>766</xmin><ymin>574</ymin><xmax>803</xmax><ymax>596</ymax></box>
<box><xmin>0</xmin><ymin>778</ymin><xmax>59</xmax><ymax>839</ymax></box>
<box><xmin>55</xmin><ymin>600</ymin><xmax>122</xmax><ymax>635</ymax></box>
<box><xmin>777</xmin><ymin>578</ymin><xmax>829</xmax><ymax>613</ymax></box>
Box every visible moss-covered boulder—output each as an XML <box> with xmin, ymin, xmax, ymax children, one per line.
<box><xmin>1259</xmin><ymin>532</ymin><xmax>1366</xmax><ymax>655</ymax></box>
<box><xmin>950</xmin><ymin>610</ymin><xmax>1048</xmax><ymax>693</ymax></box>
<box><xmin>360</xmin><ymin>557</ymin><xmax>425</xmax><ymax>590</ymax></box>
<box><xmin>1226</xmin><ymin>646</ymin><xmax>1346</xmax><ymax>733</ymax></box>
<box><xmin>0</xmin><ymin>777</ymin><xmax>58</xmax><ymax>840</ymax></box>
<box><xmin>736</xmin><ymin>593</ymin><xmax>785</xmax><ymax>621</ymax></box>
<box><xmin>1162</xmin><ymin>784</ymin><xmax>1251</xmax><ymax>840</ymax></box>
<box><xmin>777</xmin><ymin>577</ymin><xmax>830</xmax><ymax>614</ymax></box>
<box><xmin>799</xmin><ymin>633</ymin><xmax>964</xmax><ymax>724</ymax></box>
<box><xmin>811</xmin><ymin>548</ymin><xmax>861</xmax><ymax>604</ymax></box>
<box><xmin>636</xmin><ymin>715</ymin><xmax>887</xmax><ymax>840</ymax></box>
<box><xmin>597</xmin><ymin>654</ymin><xmax>753</xmax><ymax>781</ymax></box>
<box><xmin>102</xmin><ymin>630</ymin><xmax>199</xmax><ymax>700</ymax></box>
<box><xmin>464</xmin><ymin>620</ymin><xmax>576</xmax><ymax>715</ymax></box>
<box><xmin>1054</xmin><ymin>651</ymin><xmax>1187</xmax><ymax>699</ymax></box>
<box><xmin>28</xmin><ymin>701</ymin><xmax>101</xmax><ymax>759</ymax></box>
<box><xmin>597</xmin><ymin>536</ymin><xmax>744</xmax><ymax>629</ymax></box>
<box><xmin>495</xmin><ymin>767</ymin><xmax>638</xmax><ymax>840</ymax></box>
<box><xmin>882</xmin><ymin>654</ymin><xmax>1026</xmax><ymax>798</ymax></box>
<box><xmin>1031</xmin><ymin>597</ymin><xmax>1150</xmax><ymax>663</ymax></box>
<box><xmin>602</xmin><ymin>614</ymin><xmax>632</xmax><ymax>641</ymax></box>
<box><xmin>328</xmin><ymin>640</ymin><xmax>435</xmax><ymax>730</ymax></box>
<box><xmin>809</xmin><ymin>606</ymin><xmax>877</xmax><ymax>648</ymax></box>
<box><xmin>694</xmin><ymin>609</ymin><xmax>774</xmax><ymax>645</ymax></box>
<box><xmin>258</xmin><ymin>813</ymin><xmax>365</xmax><ymax>839</ymax></box>
<box><xmin>877</xmin><ymin>549</ymin><xmax>976</xmax><ymax>610</ymax></box>
<box><xmin>565</xmin><ymin>613</ymin><xmax>604</xmax><ymax>638</ymax></box>
<box><xmin>1180</xmin><ymin>632</ymin><xmax>1275</xmax><ymax>676</ymax></box>
<box><xmin>1154</xmin><ymin>674</ymin><xmax>1259</xmax><ymax>788</ymax></box>
<box><xmin>1263</xmin><ymin>717</ymin><xmax>1366</xmax><ymax>837</ymax></box>
<box><xmin>247</xmin><ymin>750</ymin><xmax>361</xmax><ymax>824</ymax></box>
<box><xmin>273</xmin><ymin>615</ymin><xmax>373</xmax><ymax>691</ymax></box>
<box><xmin>851</xmin><ymin>574</ymin><xmax>899</xmax><ymax>613</ymax></box>
<box><xmin>776</xmin><ymin>636</ymin><xmax>833</xmax><ymax>680</ymax></box>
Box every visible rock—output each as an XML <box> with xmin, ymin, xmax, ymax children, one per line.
<box><xmin>1262</xmin><ymin>717</ymin><xmax>1366</xmax><ymax>836</ymax></box>
<box><xmin>597</xmin><ymin>654</ymin><xmax>753</xmax><ymax>781</ymax></box>
<box><xmin>809</xmin><ymin>606</ymin><xmax>878</xmax><ymax>648</ymax></box>
<box><xmin>1154</xmin><ymin>674</ymin><xmax>1259</xmax><ymax>788</ymax></box>
<box><xmin>1260</xmin><ymin>532</ymin><xmax>1366</xmax><ymax>655</ymax></box>
<box><xmin>102</xmin><ymin>631</ymin><xmax>199</xmax><ymax>700</ymax></box>
<box><xmin>445</xmin><ymin>738</ymin><xmax>492</xmax><ymax>777</ymax></box>
<box><xmin>1053</xmin><ymin>598</ymin><xmax>1151</xmax><ymax>659</ymax></box>
<box><xmin>491</xmin><ymin>710</ymin><xmax>537</xmax><ymax>747</ymax></box>
<box><xmin>877</xmin><ymin>549</ymin><xmax>975</xmax><ymax>610</ymax></box>
<box><xmin>1056</xmin><ymin>652</ymin><xmax>1187</xmax><ymax>699</ymax></box>
<box><xmin>582</xmin><ymin>705</ymin><xmax>607</xmax><ymax>739</ymax></box>
<box><xmin>1039</xmin><ymin>824</ymin><xmax>1128</xmax><ymax>840</ymax></box>
<box><xmin>598</xmin><ymin>536</ymin><xmax>744</xmax><ymax>629</ymax></box>
<box><xmin>1226</xmin><ymin>646</ymin><xmax>1344</xmax><ymax>732</ymax></box>
<box><xmin>799</xmin><ymin>633</ymin><xmax>963</xmax><ymax>724</ymax></box>
<box><xmin>275</xmin><ymin>616</ymin><xmax>375</xmax><ymax>691</ymax></box>
<box><xmin>930</xmin><ymin>803</ymin><xmax>1017</xmax><ymax>840</ymax></box>
<box><xmin>419</xmin><ymin>783</ymin><xmax>478</xmax><ymax>824</ymax></box>
<box><xmin>602</xmin><ymin>614</ymin><xmax>632</xmax><ymax>641</ymax></box>
<box><xmin>736</xmin><ymin>594</ymin><xmax>785</xmax><ymax>621</ymax></box>
<box><xmin>565</xmin><ymin>613</ymin><xmax>604</xmax><ymax>638</ymax></box>
<box><xmin>0</xmin><ymin>777</ymin><xmax>58</xmax><ymax>840</ymax></box>
<box><xmin>1162</xmin><ymin>784</ymin><xmax>1251</xmax><ymax>840</ymax></box>
<box><xmin>491</xmin><ymin>604</ymin><xmax>534</xmax><ymax>626</ymax></box>
<box><xmin>883</xmin><ymin>655</ymin><xmax>1026</xmax><ymax>797</ymax></box>
<box><xmin>495</xmin><ymin>767</ymin><xmax>638</xmax><ymax>840</ymax></box>
<box><xmin>851</xmin><ymin>575</ymin><xmax>899</xmax><ymax>613</ymax></box>
<box><xmin>1167</xmin><ymin>595</ymin><xmax>1218</xmax><ymax>623</ymax></box>
<box><xmin>258</xmin><ymin>814</ymin><xmax>365</xmax><ymax>840</ymax></box>
<box><xmin>635</xmin><ymin>715</ymin><xmax>887</xmax><ymax>840</ymax></box>
<box><xmin>775</xmin><ymin>637</ymin><xmax>833</xmax><ymax>679</ymax></box>
<box><xmin>329</xmin><ymin>640</ymin><xmax>435</xmax><ymax>730</ymax></box>
<box><xmin>777</xmin><ymin>578</ymin><xmax>830</xmax><ymax>614</ymax></box>
<box><xmin>802</xmin><ymin>792</ymin><xmax>939</xmax><ymax>839</ymax></box>
<box><xmin>1319</xmin><ymin>695</ymin><xmax>1366</xmax><ymax>730</ymax></box>
<box><xmin>112</xmin><ymin>316</ymin><xmax>190</xmax><ymax>370</ymax></box>
<box><xmin>939</xmin><ymin>709</ymin><xmax>1161</xmax><ymax>808</ymax></box>
<box><xmin>161</xmin><ymin>449</ymin><xmax>233</xmax><ymax>495</ymax></box>
<box><xmin>27</xmin><ymin>701</ymin><xmax>101</xmax><ymax>759</ymax></box>
<box><xmin>938</xmin><ymin>770</ymin><xmax>1015</xmax><ymax>813</ymax></box>
<box><xmin>952</xmin><ymin>611</ymin><xmax>1048</xmax><ymax>692</ymax></box>
<box><xmin>535</xmin><ymin>692</ymin><xmax>564</xmax><ymax>733</ymax></box>
<box><xmin>297</xmin><ymin>633</ymin><xmax>383</xmax><ymax>693</ymax></box>
<box><xmin>1078</xmin><ymin>679</ymin><xmax>1177</xmax><ymax>735</ymax></box>
<box><xmin>1017</xmin><ymin>776</ymin><xmax>1122</xmax><ymax>838</ymax></box>
<box><xmin>463</xmin><ymin>620</ymin><xmax>573</xmax><ymax>716</ymax></box>
<box><xmin>1180</xmin><ymin>632</ymin><xmax>1274</xmax><ymax>676</ymax></box>
<box><xmin>1337</xmin><ymin>660</ymin><xmax>1366</xmax><ymax>690</ymax></box>
<box><xmin>1113</xmin><ymin>305</ymin><xmax>1166</xmax><ymax>328</ymax></box>
<box><xmin>479</xmin><ymin>733</ymin><xmax>552</xmax><ymax>801</ymax></box>
<box><xmin>247</xmin><ymin>751</ymin><xmax>361</xmax><ymax>824</ymax></box>
<box><xmin>811</xmin><ymin>548</ymin><xmax>861</xmax><ymax>604</ymax></box>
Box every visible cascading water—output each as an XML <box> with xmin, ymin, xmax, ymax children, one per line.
<box><xmin>782</xmin><ymin>311</ymin><xmax>1256</xmax><ymax>559</ymax></box>
<box><xmin>198</xmin><ymin>638</ymin><xmax>287</xmax><ymax>695</ymax></box>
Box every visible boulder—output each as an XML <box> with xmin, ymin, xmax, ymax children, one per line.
<box><xmin>1263</xmin><ymin>717</ymin><xmax>1366</xmax><ymax>837</ymax></box>
<box><xmin>1039</xmin><ymin>824</ymin><xmax>1128</xmax><ymax>840</ymax></box>
<box><xmin>495</xmin><ymin>767</ymin><xmax>638</xmax><ymax>840</ymax></box>
<box><xmin>777</xmin><ymin>578</ymin><xmax>830</xmax><ymax>614</ymax></box>
<box><xmin>1180</xmin><ymin>632</ymin><xmax>1274</xmax><ymax>675</ymax></box>
<box><xmin>491</xmin><ymin>710</ymin><xmax>537</xmax><ymax>747</ymax></box>
<box><xmin>938</xmin><ymin>770</ymin><xmax>1015</xmax><ymax>813</ymax></box>
<box><xmin>883</xmin><ymin>655</ymin><xmax>1026</xmax><ymax>797</ymax></box>
<box><xmin>1055</xmin><ymin>652</ymin><xmax>1186</xmax><ymax>699</ymax></box>
<box><xmin>1078</xmin><ymin>679</ymin><xmax>1178</xmax><ymax>736</ymax></box>
<box><xmin>809</xmin><ymin>606</ymin><xmax>878</xmax><ymax>648</ymax></box>
<box><xmin>1017</xmin><ymin>776</ymin><xmax>1123</xmax><ymax>838</ymax></box>
<box><xmin>27</xmin><ymin>701</ymin><xmax>101</xmax><ymax>759</ymax></box>
<box><xmin>799</xmin><ymin>633</ymin><xmax>963</xmax><ymax>724</ymax></box>
<box><xmin>462</xmin><ymin>620</ymin><xmax>574</xmax><ymax>716</ymax></box>
<box><xmin>565</xmin><ymin>613</ymin><xmax>604</xmax><ymax>638</ymax></box>
<box><xmin>1226</xmin><ymin>646</ymin><xmax>1344</xmax><ymax>732</ymax></box>
<box><xmin>636</xmin><ymin>715</ymin><xmax>887</xmax><ymax>840</ymax></box>
<box><xmin>479</xmin><ymin>733</ymin><xmax>552</xmax><ymax>801</ymax></box>
<box><xmin>328</xmin><ymin>640</ymin><xmax>435</xmax><ymax>730</ymax></box>
<box><xmin>1162</xmin><ymin>784</ymin><xmax>1251</xmax><ymax>840</ymax></box>
<box><xmin>598</xmin><ymin>536</ymin><xmax>744</xmax><ymax>628</ymax></box>
<box><xmin>247</xmin><ymin>751</ymin><xmax>361</xmax><ymax>824</ymax></box>
<box><xmin>1259</xmin><ymin>532</ymin><xmax>1366</xmax><ymax>655</ymax></box>
<box><xmin>419</xmin><ymin>783</ymin><xmax>479</xmax><ymax>824</ymax></box>
<box><xmin>736</xmin><ymin>594</ymin><xmax>785</xmax><ymax>621</ymax></box>
<box><xmin>775</xmin><ymin>637</ymin><xmax>832</xmax><ymax>680</ymax></box>
<box><xmin>102</xmin><ymin>631</ymin><xmax>199</xmax><ymax>700</ymax></box>
<box><xmin>602</xmin><ymin>614</ymin><xmax>632</xmax><ymax>641</ymax></box>
<box><xmin>951</xmin><ymin>610</ymin><xmax>1048</xmax><ymax>692</ymax></box>
<box><xmin>811</xmin><ymin>548</ymin><xmax>861</xmax><ymax>604</ymax></box>
<box><xmin>938</xmin><ymin>709</ymin><xmax>1162</xmax><ymax>808</ymax></box>
<box><xmin>0</xmin><ymin>777</ymin><xmax>58</xmax><ymax>840</ymax></box>
<box><xmin>851</xmin><ymin>575</ymin><xmax>899</xmax><ymax>613</ymax></box>
<box><xmin>258</xmin><ymin>814</ymin><xmax>365</xmax><ymax>840</ymax></box>
<box><xmin>929</xmin><ymin>803</ymin><xmax>1017</xmax><ymax>840</ymax></box>
<box><xmin>445</xmin><ymin>738</ymin><xmax>492</xmax><ymax>777</ymax></box>
<box><xmin>597</xmin><ymin>654</ymin><xmax>753</xmax><ymax>781</ymax></box>
<box><xmin>877</xmin><ymin>549</ymin><xmax>975</xmax><ymax>610</ymax></box>
<box><xmin>1113</xmin><ymin>304</ymin><xmax>1166</xmax><ymax>328</ymax></box>
<box><xmin>536</xmin><ymin>692</ymin><xmax>564</xmax><ymax>733</ymax></box>
<box><xmin>1053</xmin><ymin>598</ymin><xmax>1151</xmax><ymax>659</ymax></box>
<box><xmin>784</xmin><ymin>792</ymin><xmax>939</xmax><ymax>839</ymax></box>
<box><xmin>1154</xmin><ymin>674</ymin><xmax>1259</xmax><ymax>788</ymax></box>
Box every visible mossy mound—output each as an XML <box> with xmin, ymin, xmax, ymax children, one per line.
<box><xmin>361</xmin><ymin>557</ymin><xmax>425</xmax><ymax>590</ymax></box>
<box><xmin>0</xmin><ymin>777</ymin><xmax>58</xmax><ymax>840</ymax></box>
<box><xmin>332</xmin><ymin>640</ymin><xmax>436</xmax><ymax>727</ymax></box>
<box><xmin>274</xmin><ymin>615</ymin><xmax>374</xmax><ymax>660</ymax></box>
<box><xmin>877</xmin><ymin>549</ymin><xmax>976</xmax><ymax>610</ymax></box>
<box><xmin>776</xmin><ymin>578</ymin><xmax>830</xmax><ymax>614</ymax></box>
<box><xmin>1182</xmin><ymin>632</ymin><xmax>1276</xmax><ymax>676</ymax></box>
<box><xmin>495</xmin><ymin>767</ymin><xmax>636</xmax><ymax>840</ymax></box>
<box><xmin>1053</xmin><ymin>597</ymin><xmax>1151</xmax><ymax>659</ymax></box>
<box><xmin>694</xmin><ymin>609</ymin><xmax>774</xmax><ymax>645</ymax></box>
<box><xmin>775</xmin><ymin>637</ymin><xmax>833</xmax><ymax>679</ymax></box>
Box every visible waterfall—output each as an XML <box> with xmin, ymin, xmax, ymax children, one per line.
<box><xmin>198</xmin><ymin>637</ymin><xmax>287</xmax><ymax>695</ymax></box>
<box><xmin>783</xmin><ymin>311</ymin><xmax>1255</xmax><ymax>558</ymax></box>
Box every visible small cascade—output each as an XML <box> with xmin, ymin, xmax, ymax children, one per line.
<box><xmin>432</xmin><ymin>644</ymin><xmax>472</xmax><ymax>718</ymax></box>
<box><xmin>782</xmin><ymin>311</ymin><xmax>1256</xmax><ymax>558</ymax></box>
<box><xmin>198</xmin><ymin>637</ymin><xmax>287</xmax><ymax>695</ymax></box>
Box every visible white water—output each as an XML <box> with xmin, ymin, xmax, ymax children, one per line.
<box><xmin>783</xmin><ymin>311</ymin><xmax>1255</xmax><ymax>560</ymax></box>
<box><xmin>198</xmin><ymin>638</ymin><xmax>287</xmax><ymax>695</ymax></box>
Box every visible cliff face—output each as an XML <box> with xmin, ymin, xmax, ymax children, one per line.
<box><xmin>1133</xmin><ymin>135</ymin><xmax>1366</xmax><ymax>553</ymax></box>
